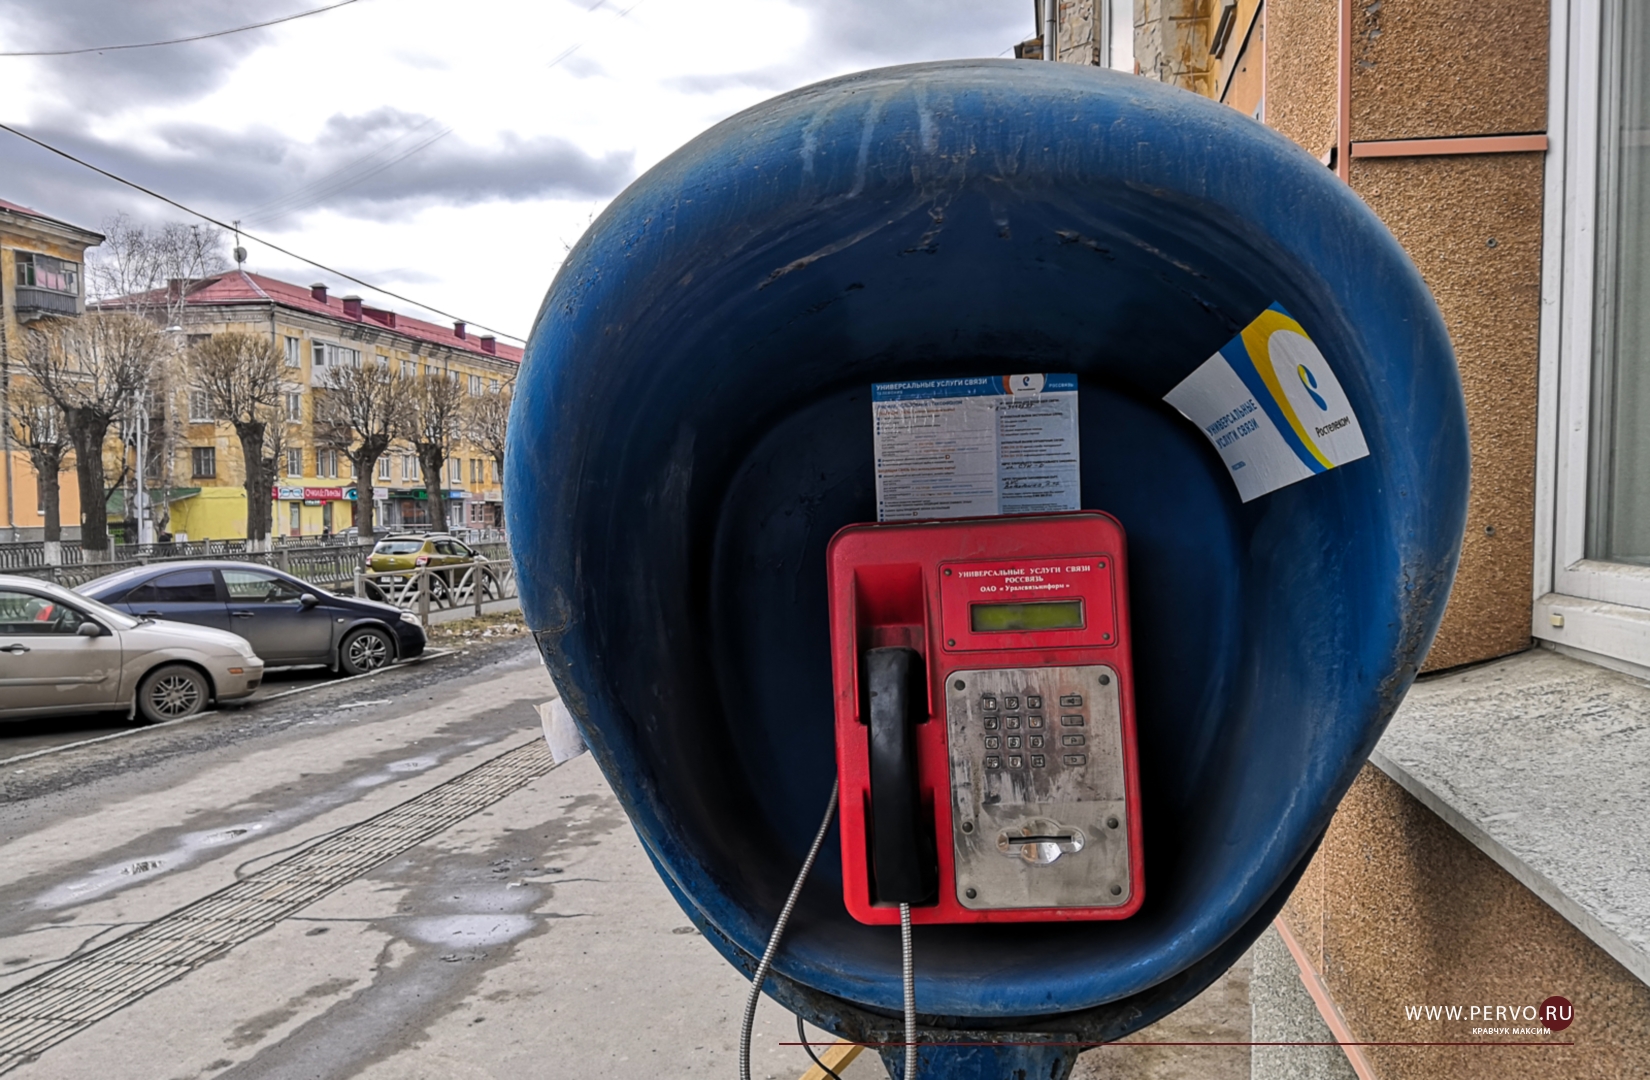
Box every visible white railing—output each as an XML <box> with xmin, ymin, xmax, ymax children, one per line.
<box><xmin>353</xmin><ymin>559</ymin><xmax>518</xmax><ymax>623</ymax></box>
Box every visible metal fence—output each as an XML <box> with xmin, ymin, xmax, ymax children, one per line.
<box><xmin>3</xmin><ymin>539</ymin><xmax>515</xmax><ymax>615</ymax></box>
<box><xmin>354</xmin><ymin>557</ymin><xmax>519</xmax><ymax>622</ymax></box>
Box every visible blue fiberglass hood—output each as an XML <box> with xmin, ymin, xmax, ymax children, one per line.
<box><xmin>507</xmin><ymin>59</ymin><xmax>1469</xmax><ymax>1048</ymax></box>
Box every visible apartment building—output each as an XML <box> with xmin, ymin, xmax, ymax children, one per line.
<box><xmin>0</xmin><ymin>198</ymin><xmax>103</xmax><ymax>541</ymax></box>
<box><xmin>133</xmin><ymin>270</ymin><xmax>519</xmax><ymax>540</ymax></box>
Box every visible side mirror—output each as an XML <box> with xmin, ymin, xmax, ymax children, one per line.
<box><xmin>76</xmin><ymin>621</ymin><xmax>103</xmax><ymax>638</ymax></box>
<box><xmin>299</xmin><ymin>593</ymin><xmax>320</xmax><ymax>609</ymax></box>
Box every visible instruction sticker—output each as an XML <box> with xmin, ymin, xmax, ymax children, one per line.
<box><xmin>1164</xmin><ymin>304</ymin><xmax>1368</xmax><ymax>503</ymax></box>
<box><xmin>873</xmin><ymin>374</ymin><xmax>1080</xmax><ymax>521</ymax></box>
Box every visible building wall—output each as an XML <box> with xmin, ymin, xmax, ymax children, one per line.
<box><xmin>0</xmin><ymin>212</ymin><xmax>100</xmax><ymax>540</ymax></box>
<box><xmin>1281</xmin><ymin>767</ymin><xmax>1650</xmax><ymax>1079</ymax></box>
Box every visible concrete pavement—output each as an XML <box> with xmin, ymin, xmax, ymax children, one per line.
<box><xmin>1</xmin><ymin>640</ymin><xmax>1256</xmax><ymax>1079</ymax></box>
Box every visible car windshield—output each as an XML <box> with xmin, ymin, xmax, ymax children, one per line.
<box><xmin>63</xmin><ymin>589</ymin><xmax>140</xmax><ymax>630</ymax></box>
<box><xmin>375</xmin><ymin>541</ymin><xmax>424</xmax><ymax>554</ymax></box>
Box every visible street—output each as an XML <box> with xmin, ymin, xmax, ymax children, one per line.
<box><xmin>0</xmin><ymin>639</ymin><xmax>1254</xmax><ymax>1080</ymax></box>
<box><xmin>0</xmin><ymin>639</ymin><xmax>878</xmax><ymax>1079</ymax></box>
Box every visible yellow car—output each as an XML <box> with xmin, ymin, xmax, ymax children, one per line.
<box><xmin>367</xmin><ymin>534</ymin><xmax>495</xmax><ymax>599</ymax></box>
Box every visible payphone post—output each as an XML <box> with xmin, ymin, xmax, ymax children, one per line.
<box><xmin>827</xmin><ymin>511</ymin><xmax>1145</xmax><ymax>926</ymax></box>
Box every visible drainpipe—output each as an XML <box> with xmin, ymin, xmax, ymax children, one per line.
<box><xmin>1043</xmin><ymin>0</ymin><xmax>1058</xmax><ymax>60</ymax></box>
<box><xmin>0</xmin><ymin>246</ymin><xmax>13</xmax><ymax>540</ymax></box>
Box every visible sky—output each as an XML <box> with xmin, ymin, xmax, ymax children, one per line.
<box><xmin>0</xmin><ymin>0</ymin><xmax>1033</xmax><ymax>342</ymax></box>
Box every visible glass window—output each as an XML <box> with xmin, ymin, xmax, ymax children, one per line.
<box><xmin>13</xmin><ymin>253</ymin><xmax>80</xmax><ymax>294</ymax></box>
<box><xmin>286</xmin><ymin>392</ymin><xmax>302</xmax><ymax>422</ymax></box>
<box><xmin>286</xmin><ymin>448</ymin><xmax>303</xmax><ymax>477</ymax></box>
<box><xmin>284</xmin><ymin>336</ymin><xmax>302</xmax><ymax>367</ymax></box>
<box><xmin>129</xmin><ymin>569</ymin><xmax>219</xmax><ymax>604</ymax></box>
<box><xmin>1590</xmin><ymin>1</ymin><xmax>1650</xmax><ymax>563</ymax></box>
<box><xmin>377</xmin><ymin>457</ymin><xmax>392</xmax><ymax>480</ymax></box>
<box><xmin>191</xmin><ymin>447</ymin><xmax>216</xmax><ymax>478</ymax></box>
<box><xmin>189</xmin><ymin>391</ymin><xmax>213</xmax><ymax>422</ymax></box>
<box><xmin>0</xmin><ymin>588</ymin><xmax>89</xmax><ymax>634</ymax></box>
<box><xmin>223</xmin><ymin>568</ymin><xmax>305</xmax><ymax>603</ymax></box>
<box><xmin>375</xmin><ymin>540</ymin><xmax>425</xmax><ymax>554</ymax></box>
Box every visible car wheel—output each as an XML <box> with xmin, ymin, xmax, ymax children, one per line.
<box><xmin>340</xmin><ymin>626</ymin><xmax>394</xmax><ymax>676</ymax></box>
<box><xmin>137</xmin><ymin>664</ymin><xmax>210</xmax><ymax>724</ymax></box>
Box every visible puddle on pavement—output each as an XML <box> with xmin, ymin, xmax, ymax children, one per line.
<box><xmin>31</xmin><ymin>735</ymin><xmax>524</xmax><ymax>912</ymax></box>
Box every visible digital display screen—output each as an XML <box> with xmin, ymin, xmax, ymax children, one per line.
<box><xmin>970</xmin><ymin>600</ymin><xmax>1085</xmax><ymax>633</ymax></box>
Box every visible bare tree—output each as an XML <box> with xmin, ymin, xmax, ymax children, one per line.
<box><xmin>315</xmin><ymin>361</ymin><xmax>411</xmax><ymax>540</ymax></box>
<box><xmin>465</xmin><ymin>379</ymin><xmax>511</xmax><ymax>479</ymax></box>
<box><xmin>6</xmin><ymin>380</ymin><xmax>73</xmax><ymax>543</ymax></box>
<box><xmin>20</xmin><ymin>313</ymin><xmax>163</xmax><ymax>556</ymax></box>
<box><xmin>399</xmin><ymin>368</ymin><xmax>465</xmax><ymax>533</ymax></box>
<box><xmin>187</xmin><ymin>332</ymin><xmax>284</xmax><ymax>546</ymax></box>
<box><xmin>89</xmin><ymin>214</ymin><xmax>227</xmax><ymax>326</ymax></box>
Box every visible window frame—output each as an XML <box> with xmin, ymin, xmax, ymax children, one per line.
<box><xmin>191</xmin><ymin>446</ymin><xmax>216</xmax><ymax>479</ymax></box>
<box><xmin>286</xmin><ymin>447</ymin><xmax>304</xmax><ymax>478</ymax></box>
<box><xmin>284</xmin><ymin>336</ymin><xmax>302</xmax><ymax>368</ymax></box>
<box><xmin>1534</xmin><ymin>0</ymin><xmax>1650</xmax><ymax>673</ymax></box>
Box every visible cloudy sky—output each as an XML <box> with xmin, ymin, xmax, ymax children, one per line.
<box><xmin>0</xmin><ymin>0</ymin><xmax>1033</xmax><ymax>341</ymax></box>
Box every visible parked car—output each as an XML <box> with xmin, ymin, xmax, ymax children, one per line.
<box><xmin>0</xmin><ymin>574</ymin><xmax>263</xmax><ymax>724</ymax></box>
<box><xmin>77</xmin><ymin>561</ymin><xmax>426</xmax><ymax>675</ymax></box>
<box><xmin>366</xmin><ymin>534</ymin><xmax>497</xmax><ymax>598</ymax></box>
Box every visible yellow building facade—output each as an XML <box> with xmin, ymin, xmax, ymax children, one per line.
<box><xmin>0</xmin><ymin>198</ymin><xmax>103</xmax><ymax>542</ymax></box>
<box><xmin>142</xmin><ymin>271</ymin><xmax>519</xmax><ymax>541</ymax></box>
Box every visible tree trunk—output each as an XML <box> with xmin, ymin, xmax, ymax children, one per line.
<box><xmin>66</xmin><ymin>412</ymin><xmax>110</xmax><ymax>556</ymax></box>
<box><xmin>355</xmin><ymin>451</ymin><xmax>379</xmax><ymax>539</ymax></box>
<box><xmin>418</xmin><ymin>445</ymin><xmax>448</xmax><ymax>532</ymax></box>
<box><xmin>235</xmin><ymin>422</ymin><xmax>268</xmax><ymax>544</ymax></box>
<box><xmin>40</xmin><ymin>452</ymin><xmax>63</xmax><ymax>543</ymax></box>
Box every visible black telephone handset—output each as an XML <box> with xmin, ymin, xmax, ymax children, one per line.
<box><xmin>862</xmin><ymin>647</ymin><xmax>938</xmax><ymax>905</ymax></box>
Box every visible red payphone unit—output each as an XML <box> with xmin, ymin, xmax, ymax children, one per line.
<box><xmin>827</xmin><ymin>511</ymin><xmax>1144</xmax><ymax>924</ymax></box>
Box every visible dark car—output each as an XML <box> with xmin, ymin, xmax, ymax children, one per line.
<box><xmin>78</xmin><ymin>561</ymin><xmax>426</xmax><ymax>675</ymax></box>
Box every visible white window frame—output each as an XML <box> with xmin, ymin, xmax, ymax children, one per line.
<box><xmin>1534</xmin><ymin>0</ymin><xmax>1650</xmax><ymax>675</ymax></box>
<box><xmin>377</xmin><ymin>456</ymin><xmax>392</xmax><ymax>481</ymax></box>
<box><xmin>188</xmin><ymin>390</ymin><xmax>213</xmax><ymax>423</ymax></box>
<box><xmin>285</xmin><ymin>391</ymin><xmax>302</xmax><ymax>423</ymax></box>
<box><xmin>286</xmin><ymin>448</ymin><xmax>304</xmax><ymax>478</ymax></box>
<box><xmin>284</xmin><ymin>336</ymin><xmax>302</xmax><ymax>368</ymax></box>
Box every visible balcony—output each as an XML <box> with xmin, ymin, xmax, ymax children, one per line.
<box><xmin>13</xmin><ymin>286</ymin><xmax>80</xmax><ymax>319</ymax></box>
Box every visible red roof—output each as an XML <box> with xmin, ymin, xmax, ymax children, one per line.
<box><xmin>106</xmin><ymin>270</ymin><xmax>522</xmax><ymax>364</ymax></box>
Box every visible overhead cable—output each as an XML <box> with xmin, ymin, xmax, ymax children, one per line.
<box><xmin>0</xmin><ymin>120</ymin><xmax>525</xmax><ymax>344</ymax></box>
<box><xmin>0</xmin><ymin>0</ymin><xmax>369</xmax><ymax>58</ymax></box>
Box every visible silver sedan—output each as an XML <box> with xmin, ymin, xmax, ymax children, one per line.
<box><xmin>0</xmin><ymin>574</ymin><xmax>265</xmax><ymax>724</ymax></box>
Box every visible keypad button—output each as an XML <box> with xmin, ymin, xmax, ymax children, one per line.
<box><xmin>1060</xmin><ymin>714</ymin><xmax>1085</xmax><ymax>726</ymax></box>
<box><xmin>984</xmin><ymin>736</ymin><xmax>1000</xmax><ymax>750</ymax></box>
<box><xmin>1006</xmin><ymin>735</ymin><xmax>1021</xmax><ymax>750</ymax></box>
<box><xmin>1005</xmin><ymin>715</ymin><xmax>1021</xmax><ymax>729</ymax></box>
<box><xmin>1026</xmin><ymin>695</ymin><xmax>1042</xmax><ymax>709</ymax></box>
<box><xmin>981</xmin><ymin>696</ymin><xmax>999</xmax><ymax>711</ymax></box>
<box><xmin>1062</xmin><ymin>733</ymin><xmax>1085</xmax><ymax>746</ymax></box>
<box><xmin>1030</xmin><ymin>755</ymin><xmax>1046</xmax><ymax>768</ymax></box>
<box><xmin>985</xmin><ymin>755</ymin><xmax>1002</xmax><ymax>769</ymax></box>
<box><xmin>1028</xmin><ymin>715</ymin><xmax>1044</xmax><ymax>728</ymax></box>
<box><xmin>984</xmin><ymin>718</ymin><xmax>999</xmax><ymax>731</ymax></box>
<box><xmin>1029</xmin><ymin>735</ymin><xmax>1044</xmax><ymax>749</ymax></box>
<box><xmin>1004</xmin><ymin>696</ymin><xmax>1020</xmax><ymax>710</ymax></box>
<box><xmin>1059</xmin><ymin>694</ymin><xmax>1083</xmax><ymax>707</ymax></box>
<box><xmin>1062</xmin><ymin>754</ymin><xmax>1086</xmax><ymax>766</ymax></box>
<box><xmin>1008</xmin><ymin>755</ymin><xmax>1023</xmax><ymax>769</ymax></box>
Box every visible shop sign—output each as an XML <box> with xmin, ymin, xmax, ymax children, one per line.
<box><xmin>270</xmin><ymin>485</ymin><xmax>352</xmax><ymax>501</ymax></box>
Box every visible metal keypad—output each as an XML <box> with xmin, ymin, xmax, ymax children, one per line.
<box><xmin>947</xmin><ymin>665</ymin><xmax>1130</xmax><ymax>911</ymax></box>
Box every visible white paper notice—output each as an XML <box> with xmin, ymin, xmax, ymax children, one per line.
<box><xmin>872</xmin><ymin>374</ymin><xmax>1080</xmax><ymax>521</ymax></box>
<box><xmin>1164</xmin><ymin>304</ymin><xmax>1369</xmax><ymax>503</ymax></box>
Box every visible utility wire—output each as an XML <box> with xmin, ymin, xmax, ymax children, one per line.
<box><xmin>0</xmin><ymin>0</ymin><xmax>369</xmax><ymax>58</ymax></box>
<box><xmin>239</xmin><ymin>117</ymin><xmax>444</xmax><ymax>222</ymax></box>
<box><xmin>246</xmin><ymin>127</ymin><xmax>453</xmax><ymax>228</ymax></box>
<box><xmin>0</xmin><ymin>120</ymin><xmax>525</xmax><ymax>344</ymax></box>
